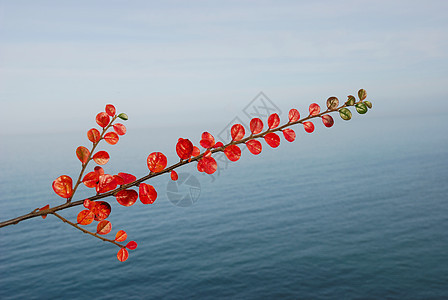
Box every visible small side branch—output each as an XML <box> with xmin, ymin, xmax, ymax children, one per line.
<box><xmin>0</xmin><ymin>98</ymin><xmax>367</xmax><ymax>228</ymax></box>
<box><xmin>52</xmin><ymin>212</ymin><xmax>124</xmax><ymax>248</ymax></box>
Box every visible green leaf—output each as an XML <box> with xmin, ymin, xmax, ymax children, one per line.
<box><xmin>326</xmin><ymin>97</ymin><xmax>339</xmax><ymax>110</ymax></box>
<box><xmin>118</xmin><ymin>113</ymin><xmax>128</xmax><ymax>121</ymax></box>
<box><xmin>339</xmin><ymin>108</ymin><xmax>352</xmax><ymax>120</ymax></box>
<box><xmin>345</xmin><ymin>95</ymin><xmax>356</xmax><ymax>106</ymax></box>
<box><xmin>364</xmin><ymin>100</ymin><xmax>372</xmax><ymax>109</ymax></box>
<box><xmin>355</xmin><ymin>103</ymin><xmax>368</xmax><ymax>114</ymax></box>
<box><xmin>358</xmin><ymin>89</ymin><xmax>367</xmax><ymax>101</ymax></box>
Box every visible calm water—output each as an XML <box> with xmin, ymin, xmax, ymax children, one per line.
<box><xmin>0</xmin><ymin>114</ymin><xmax>447</xmax><ymax>299</ymax></box>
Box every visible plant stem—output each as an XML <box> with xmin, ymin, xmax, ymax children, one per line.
<box><xmin>0</xmin><ymin>100</ymin><xmax>363</xmax><ymax>228</ymax></box>
<box><xmin>52</xmin><ymin>212</ymin><xmax>124</xmax><ymax>248</ymax></box>
<box><xmin>68</xmin><ymin>116</ymin><xmax>118</xmax><ymax>203</ymax></box>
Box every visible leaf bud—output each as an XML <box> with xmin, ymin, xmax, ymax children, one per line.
<box><xmin>118</xmin><ymin>113</ymin><xmax>128</xmax><ymax>121</ymax></box>
<box><xmin>345</xmin><ymin>95</ymin><xmax>356</xmax><ymax>106</ymax></box>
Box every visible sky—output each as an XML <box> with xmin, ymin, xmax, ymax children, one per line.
<box><xmin>0</xmin><ymin>0</ymin><xmax>447</xmax><ymax>135</ymax></box>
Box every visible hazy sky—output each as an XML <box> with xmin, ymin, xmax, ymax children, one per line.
<box><xmin>1</xmin><ymin>0</ymin><xmax>447</xmax><ymax>135</ymax></box>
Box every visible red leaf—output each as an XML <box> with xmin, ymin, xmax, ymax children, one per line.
<box><xmin>202</xmin><ymin>156</ymin><xmax>217</xmax><ymax>174</ymax></box>
<box><xmin>326</xmin><ymin>97</ymin><xmax>339</xmax><ymax>110</ymax></box>
<box><xmin>213</xmin><ymin>142</ymin><xmax>224</xmax><ymax>148</ymax></box>
<box><xmin>303</xmin><ymin>121</ymin><xmax>315</xmax><ymax>133</ymax></box>
<box><xmin>246</xmin><ymin>139</ymin><xmax>262</xmax><ymax>155</ymax></box>
<box><xmin>116</xmin><ymin>189</ymin><xmax>138</xmax><ymax>207</ymax></box>
<box><xmin>200</xmin><ymin>132</ymin><xmax>215</xmax><ymax>148</ymax></box>
<box><xmin>91</xmin><ymin>201</ymin><xmax>111</xmax><ymax>221</ymax></box>
<box><xmin>224</xmin><ymin>145</ymin><xmax>241</xmax><ymax>162</ymax></box>
<box><xmin>268</xmin><ymin>113</ymin><xmax>280</xmax><ymax>129</ymax></box>
<box><xmin>139</xmin><ymin>183</ymin><xmax>157</xmax><ymax>204</ymax></box>
<box><xmin>113</xmin><ymin>123</ymin><xmax>126</xmax><ymax>136</ymax></box>
<box><xmin>197</xmin><ymin>160</ymin><xmax>205</xmax><ymax>172</ymax></box>
<box><xmin>96</xmin><ymin>112</ymin><xmax>110</xmax><ymax>128</ymax></box>
<box><xmin>87</xmin><ymin>128</ymin><xmax>101</xmax><ymax>143</ymax></box>
<box><xmin>117</xmin><ymin>172</ymin><xmax>136</xmax><ymax>185</ymax></box>
<box><xmin>126</xmin><ymin>241</ymin><xmax>138</xmax><ymax>250</ymax></box>
<box><xmin>76</xmin><ymin>146</ymin><xmax>90</xmax><ymax>164</ymax></box>
<box><xmin>309</xmin><ymin>103</ymin><xmax>321</xmax><ymax>116</ymax></box>
<box><xmin>117</xmin><ymin>248</ymin><xmax>129</xmax><ymax>262</ymax></box>
<box><xmin>96</xmin><ymin>174</ymin><xmax>117</xmax><ymax>194</ymax></box>
<box><xmin>289</xmin><ymin>109</ymin><xmax>300</xmax><ymax>122</ymax></box>
<box><xmin>282</xmin><ymin>128</ymin><xmax>296</xmax><ymax>142</ymax></box>
<box><xmin>82</xmin><ymin>171</ymin><xmax>99</xmax><ymax>188</ymax></box>
<box><xmin>83</xmin><ymin>199</ymin><xmax>91</xmax><ymax>209</ymax></box>
<box><xmin>104</xmin><ymin>132</ymin><xmax>119</xmax><ymax>145</ymax></box>
<box><xmin>113</xmin><ymin>175</ymin><xmax>124</xmax><ymax>185</ymax></box>
<box><xmin>321</xmin><ymin>115</ymin><xmax>334</xmax><ymax>128</ymax></box>
<box><xmin>176</xmin><ymin>138</ymin><xmax>193</xmax><ymax>160</ymax></box>
<box><xmin>147</xmin><ymin>152</ymin><xmax>167</xmax><ymax>173</ymax></box>
<box><xmin>39</xmin><ymin>204</ymin><xmax>50</xmax><ymax>219</ymax></box>
<box><xmin>77</xmin><ymin>210</ymin><xmax>95</xmax><ymax>225</ymax></box>
<box><xmin>52</xmin><ymin>175</ymin><xmax>73</xmax><ymax>198</ymax></box>
<box><xmin>171</xmin><ymin>170</ymin><xmax>178</xmax><ymax>181</ymax></box>
<box><xmin>94</xmin><ymin>166</ymin><xmax>104</xmax><ymax>176</ymax></box>
<box><xmin>97</xmin><ymin>220</ymin><xmax>112</xmax><ymax>235</ymax></box>
<box><xmin>203</xmin><ymin>149</ymin><xmax>211</xmax><ymax>157</ymax></box>
<box><xmin>250</xmin><ymin>118</ymin><xmax>263</xmax><ymax>134</ymax></box>
<box><xmin>264</xmin><ymin>132</ymin><xmax>280</xmax><ymax>148</ymax></box>
<box><xmin>231</xmin><ymin>124</ymin><xmax>245</xmax><ymax>141</ymax></box>
<box><xmin>115</xmin><ymin>230</ymin><xmax>127</xmax><ymax>242</ymax></box>
<box><xmin>105</xmin><ymin>104</ymin><xmax>116</xmax><ymax>117</ymax></box>
<box><xmin>192</xmin><ymin>146</ymin><xmax>201</xmax><ymax>157</ymax></box>
<box><xmin>93</xmin><ymin>151</ymin><xmax>110</xmax><ymax>165</ymax></box>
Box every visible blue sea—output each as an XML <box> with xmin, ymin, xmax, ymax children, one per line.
<box><xmin>0</xmin><ymin>113</ymin><xmax>447</xmax><ymax>299</ymax></box>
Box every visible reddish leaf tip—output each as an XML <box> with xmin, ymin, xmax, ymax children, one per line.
<box><xmin>96</xmin><ymin>112</ymin><xmax>110</xmax><ymax>128</ymax></box>
<box><xmin>96</xmin><ymin>220</ymin><xmax>112</xmax><ymax>235</ymax></box>
<box><xmin>104</xmin><ymin>132</ymin><xmax>119</xmax><ymax>145</ymax></box>
<box><xmin>268</xmin><ymin>113</ymin><xmax>280</xmax><ymax>129</ymax></box>
<box><xmin>115</xmin><ymin>230</ymin><xmax>128</xmax><ymax>242</ymax></box>
<box><xmin>246</xmin><ymin>139</ymin><xmax>262</xmax><ymax>155</ymax></box>
<box><xmin>264</xmin><ymin>132</ymin><xmax>280</xmax><ymax>148</ymax></box>
<box><xmin>77</xmin><ymin>210</ymin><xmax>95</xmax><ymax>225</ymax></box>
<box><xmin>139</xmin><ymin>183</ymin><xmax>157</xmax><ymax>204</ymax></box>
<box><xmin>200</xmin><ymin>132</ymin><xmax>215</xmax><ymax>149</ymax></box>
<box><xmin>105</xmin><ymin>104</ymin><xmax>116</xmax><ymax>117</ymax></box>
<box><xmin>224</xmin><ymin>145</ymin><xmax>242</xmax><ymax>162</ymax></box>
<box><xmin>93</xmin><ymin>151</ymin><xmax>110</xmax><ymax>165</ymax></box>
<box><xmin>288</xmin><ymin>109</ymin><xmax>300</xmax><ymax>123</ymax></box>
<box><xmin>231</xmin><ymin>124</ymin><xmax>245</xmax><ymax>141</ymax></box>
<box><xmin>176</xmin><ymin>138</ymin><xmax>194</xmax><ymax>160</ymax></box>
<box><xmin>282</xmin><ymin>128</ymin><xmax>296</xmax><ymax>142</ymax></box>
<box><xmin>39</xmin><ymin>204</ymin><xmax>50</xmax><ymax>219</ymax></box>
<box><xmin>52</xmin><ymin>175</ymin><xmax>73</xmax><ymax>198</ymax></box>
<box><xmin>116</xmin><ymin>189</ymin><xmax>138</xmax><ymax>207</ymax></box>
<box><xmin>303</xmin><ymin>121</ymin><xmax>315</xmax><ymax>133</ymax></box>
<box><xmin>250</xmin><ymin>118</ymin><xmax>263</xmax><ymax>134</ymax></box>
<box><xmin>147</xmin><ymin>152</ymin><xmax>168</xmax><ymax>173</ymax></box>
<box><xmin>322</xmin><ymin>115</ymin><xmax>335</xmax><ymax>128</ymax></box>
<box><xmin>117</xmin><ymin>248</ymin><xmax>129</xmax><ymax>262</ymax></box>
<box><xmin>309</xmin><ymin>103</ymin><xmax>321</xmax><ymax>116</ymax></box>
<box><xmin>126</xmin><ymin>241</ymin><xmax>138</xmax><ymax>250</ymax></box>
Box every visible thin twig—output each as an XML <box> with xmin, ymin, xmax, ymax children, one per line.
<box><xmin>68</xmin><ymin>115</ymin><xmax>118</xmax><ymax>203</ymax></box>
<box><xmin>0</xmin><ymin>100</ymin><xmax>363</xmax><ymax>228</ymax></box>
<box><xmin>52</xmin><ymin>212</ymin><xmax>124</xmax><ymax>248</ymax></box>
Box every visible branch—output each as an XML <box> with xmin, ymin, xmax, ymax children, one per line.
<box><xmin>0</xmin><ymin>97</ymin><xmax>368</xmax><ymax>229</ymax></box>
<box><xmin>68</xmin><ymin>115</ymin><xmax>118</xmax><ymax>203</ymax></box>
<box><xmin>52</xmin><ymin>212</ymin><xmax>124</xmax><ymax>248</ymax></box>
